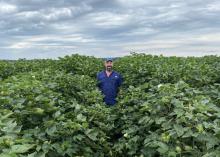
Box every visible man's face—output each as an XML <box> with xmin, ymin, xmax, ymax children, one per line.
<box><xmin>105</xmin><ymin>61</ymin><xmax>113</xmax><ymax>72</ymax></box>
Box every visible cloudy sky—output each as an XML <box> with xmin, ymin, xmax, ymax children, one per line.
<box><xmin>0</xmin><ymin>0</ymin><xmax>220</xmax><ymax>59</ymax></box>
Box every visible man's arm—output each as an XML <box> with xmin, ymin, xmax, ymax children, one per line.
<box><xmin>118</xmin><ymin>74</ymin><xmax>123</xmax><ymax>87</ymax></box>
<box><xmin>96</xmin><ymin>73</ymin><xmax>101</xmax><ymax>89</ymax></box>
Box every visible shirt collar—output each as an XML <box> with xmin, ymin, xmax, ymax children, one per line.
<box><xmin>104</xmin><ymin>70</ymin><xmax>114</xmax><ymax>77</ymax></box>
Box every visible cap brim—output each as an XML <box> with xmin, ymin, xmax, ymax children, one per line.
<box><xmin>105</xmin><ymin>58</ymin><xmax>113</xmax><ymax>62</ymax></box>
<box><xmin>106</xmin><ymin>60</ymin><xmax>112</xmax><ymax>62</ymax></box>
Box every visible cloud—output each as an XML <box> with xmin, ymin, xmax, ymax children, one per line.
<box><xmin>0</xmin><ymin>0</ymin><xmax>220</xmax><ymax>59</ymax></box>
<box><xmin>84</xmin><ymin>12</ymin><xmax>131</xmax><ymax>27</ymax></box>
<box><xmin>0</xmin><ymin>2</ymin><xmax>17</xmax><ymax>14</ymax></box>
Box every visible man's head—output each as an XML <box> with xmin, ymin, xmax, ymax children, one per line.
<box><xmin>104</xmin><ymin>58</ymin><xmax>113</xmax><ymax>72</ymax></box>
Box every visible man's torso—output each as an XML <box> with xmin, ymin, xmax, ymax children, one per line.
<box><xmin>97</xmin><ymin>71</ymin><xmax>122</xmax><ymax>105</ymax></box>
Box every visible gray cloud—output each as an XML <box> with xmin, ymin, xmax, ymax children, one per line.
<box><xmin>0</xmin><ymin>0</ymin><xmax>220</xmax><ymax>59</ymax></box>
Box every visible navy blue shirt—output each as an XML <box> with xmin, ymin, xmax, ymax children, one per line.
<box><xmin>97</xmin><ymin>71</ymin><xmax>123</xmax><ymax>105</ymax></box>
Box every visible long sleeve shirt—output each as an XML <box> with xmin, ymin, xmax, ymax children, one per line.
<box><xmin>97</xmin><ymin>70</ymin><xmax>123</xmax><ymax>105</ymax></box>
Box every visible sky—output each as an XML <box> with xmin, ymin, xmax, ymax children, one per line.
<box><xmin>0</xmin><ymin>0</ymin><xmax>220</xmax><ymax>59</ymax></box>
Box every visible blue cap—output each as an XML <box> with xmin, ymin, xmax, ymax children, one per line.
<box><xmin>105</xmin><ymin>58</ymin><xmax>113</xmax><ymax>62</ymax></box>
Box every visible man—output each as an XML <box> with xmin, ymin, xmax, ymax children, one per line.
<box><xmin>97</xmin><ymin>58</ymin><xmax>123</xmax><ymax>106</ymax></box>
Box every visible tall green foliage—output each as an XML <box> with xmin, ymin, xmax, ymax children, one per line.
<box><xmin>0</xmin><ymin>54</ymin><xmax>220</xmax><ymax>157</ymax></box>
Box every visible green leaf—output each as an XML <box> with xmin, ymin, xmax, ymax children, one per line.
<box><xmin>156</xmin><ymin>142</ymin><xmax>169</xmax><ymax>154</ymax></box>
<box><xmin>46</xmin><ymin>125</ymin><xmax>57</xmax><ymax>136</ymax></box>
<box><xmin>182</xmin><ymin>128</ymin><xmax>193</xmax><ymax>138</ymax></box>
<box><xmin>85</xmin><ymin>129</ymin><xmax>98</xmax><ymax>141</ymax></box>
<box><xmin>9</xmin><ymin>144</ymin><xmax>35</xmax><ymax>154</ymax></box>
<box><xmin>76</xmin><ymin>114</ymin><xmax>86</xmax><ymax>122</ymax></box>
<box><xmin>174</xmin><ymin>124</ymin><xmax>184</xmax><ymax>137</ymax></box>
<box><xmin>138</xmin><ymin>116</ymin><xmax>150</xmax><ymax>124</ymax></box>
<box><xmin>0</xmin><ymin>153</ymin><xmax>17</xmax><ymax>157</ymax></box>
<box><xmin>168</xmin><ymin>151</ymin><xmax>177</xmax><ymax>157</ymax></box>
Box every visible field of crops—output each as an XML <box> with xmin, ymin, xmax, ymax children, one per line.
<box><xmin>0</xmin><ymin>53</ymin><xmax>220</xmax><ymax>157</ymax></box>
